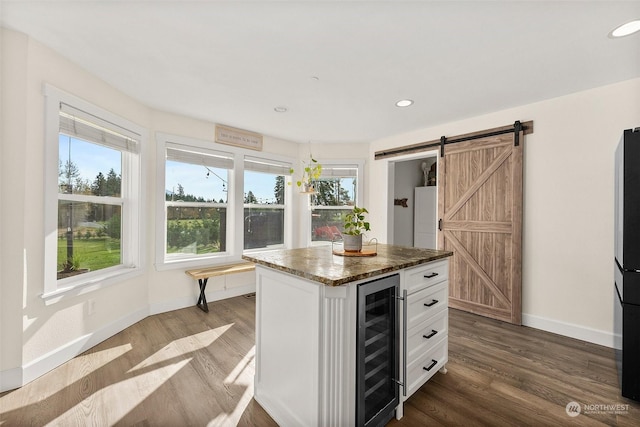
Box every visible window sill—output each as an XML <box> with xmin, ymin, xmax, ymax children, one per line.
<box><xmin>242</xmin><ymin>245</ymin><xmax>286</xmax><ymax>255</ymax></box>
<box><xmin>155</xmin><ymin>247</ymin><xmax>289</xmax><ymax>272</ymax></box>
<box><xmin>41</xmin><ymin>266</ymin><xmax>141</xmax><ymax>305</ymax></box>
<box><xmin>154</xmin><ymin>253</ymin><xmax>240</xmax><ymax>272</ymax></box>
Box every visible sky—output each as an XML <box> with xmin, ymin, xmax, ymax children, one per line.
<box><xmin>59</xmin><ymin>135</ymin><xmax>120</xmax><ymax>185</ymax></box>
<box><xmin>166</xmin><ymin>163</ymin><xmax>279</xmax><ymax>203</ymax></box>
<box><xmin>60</xmin><ymin>135</ymin><xmax>280</xmax><ymax>203</ymax></box>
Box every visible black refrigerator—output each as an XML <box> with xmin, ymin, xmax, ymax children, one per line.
<box><xmin>614</xmin><ymin>127</ymin><xmax>640</xmax><ymax>402</ymax></box>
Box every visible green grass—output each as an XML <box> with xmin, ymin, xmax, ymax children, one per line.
<box><xmin>57</xmin><ymin>238</ymin><xmax>121</xmax><ymax>272</ymax></box>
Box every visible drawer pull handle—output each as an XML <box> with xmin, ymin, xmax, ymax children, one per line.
<box><xmin>423</xmin><ymin>330</ymin><xmax>438</xmax><ymax>339</ymax></box>
<box><xmin>424</xmin><ymin>299</ymin><xmax>439</xmax><ymax>307</ymax></box>
<box><xmin>423</xmin><ymin>359</ymin><xmax>438</xmax><ymax>372</ymax></box>
<box><xmin>424</xmin><ymin>272</ymin><xmax>439</xmax><ymax>279</ymax></box>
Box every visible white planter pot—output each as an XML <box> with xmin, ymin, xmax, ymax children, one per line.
<box><xmin>300</xmin><ymin>182</ymin><xmax>315</xmax><ymax>194</ymax></box>
<box><xmin>343</xmin><ymin>234</ymin><xmax>363</xmax><ymax>252</ymax></box>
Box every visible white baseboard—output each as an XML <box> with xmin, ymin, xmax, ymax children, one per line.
<box><xmin>1</xmin><ymin>308</ymin><xmax>148</xmax><ymax>393</ymax></box>
<box><xmin>20</xmin><ymin>307</ymin><xmax>149</xmax><ymax>389</ymax></box>
<box><xmin>2</xmin><ymin>294</ymin><xmax>616</xmax><ymax>393</ymax></box>
<box><xmin>254</xmin><ymin>391</ymin><xmax>305</xmax><ymax>427</ymax></box>
<box><xmin>522</xmin><ymin>313</ymin><xmax>618</xmax><ymax>348</ymax></box>
<box><xmin>1</xmin><ymin>285</ymin><xmax>257</xmax><ymax>393</ymax></box>
<box><xmin>0</xmin><ymin>366</ymin><xmax>23</xmax><ymax>392</ymax></box>
<box><xmin>149</xmin><ymin>283</ymin><xmax>256</xmax><ymax>315</ymax></box>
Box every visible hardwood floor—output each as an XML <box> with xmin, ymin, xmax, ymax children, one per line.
<box><xmin>1</xmin><ymin>295</ymin><xmax>639</xmax><ymax>426</ymax></box>
<box><xmin>391</xmin><ymin>309</ymin><xmax>640</xmax><ymax>427</ymax></box>
<box><xmin>0</xmin><ymin>294</ymin><xmax>276</xmax><ymax>427</ymax></box>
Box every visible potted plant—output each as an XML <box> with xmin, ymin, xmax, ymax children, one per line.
<box><xmin>57</xmin><ymin>254</ymin><xmax>90</xmax><ymax>279</ymax></box>
<box><xmin>290</xmin><ymin>156</ymin><xmax>322</xmax><ymax>193</ymax></box>
<box><xmin>343</xmin><ymin>206</ymin><xmax>370</xmax><ymax>252</ymax></box>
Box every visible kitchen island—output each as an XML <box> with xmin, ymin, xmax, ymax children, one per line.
<box><xmin>243</xmin><ymin>244</ymin><xmax>452</xmax><ymax>427</ymax></box>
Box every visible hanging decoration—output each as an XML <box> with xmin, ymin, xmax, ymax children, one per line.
<box><xmin>290</xmin><ymin>155</ymin><xmax>322</xmax><ymax>194</ymax></box>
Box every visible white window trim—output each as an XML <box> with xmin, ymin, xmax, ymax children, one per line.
<box><xmin>242</xmin><ymin>155</ymin><xmax>293</xmax><ymax>253</ymax></box>
<box><xmin>155</xmin><ymin>133</ymin><xmax>235</xmax><ymax>269</ymax></box>
<box><xmin>307</xmin><ymin>159</ymin><xmax>365</xmax><ymax>247</ymax></box>
<box><xmin>42</xmin><ymin>84</ymin><xmax>146</xmax><ymax>302</ymax></box>
<box><xmin>155</xmin><ymin>133</ymin><xmax>294</xmax><ymax>271</ymax></box>
<box><xmin>243</xmin><ymin>153</ymin><xmax>293</xmax><ymax>253</ymax></box>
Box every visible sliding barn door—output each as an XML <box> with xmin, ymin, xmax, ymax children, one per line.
<box><xmin>438</xmin><ymin>131</ymin><xmax>523</xmax><ymax>324</ymax></box>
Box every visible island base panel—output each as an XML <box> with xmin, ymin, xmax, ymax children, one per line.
<box><xmin>255</xmin><ymin>267</ymin><xmax>320</xmax><ymax>426</ymax></box>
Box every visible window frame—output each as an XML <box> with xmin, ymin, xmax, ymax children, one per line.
<box><xmin>243</xmin><ymin>156</ymin><xmax>293</xmax><ymax>253</ymax></box>
<box><xmin>159</xmin><ymin>137</ymin><xmax>235</xmax><ymax>267</ymax></box>
<box><xmin>43</xmin><ymin>84</ymin><xmax>145</xmax><ymax>300</ymax></box>
<box><xmin>155</xmin><ymin>133</ymin><xmax>294</xmax><ymax>270</ymax></box>
<box><xmin>307</xmin><ymin>159</ymin><xmax>365</xmax><ymax>247</ymax></box>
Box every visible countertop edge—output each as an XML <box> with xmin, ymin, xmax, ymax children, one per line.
<box><xmin>242</xmin><ymin>250</ymin><xmax>453</xmax><ymax>286</ymax></box>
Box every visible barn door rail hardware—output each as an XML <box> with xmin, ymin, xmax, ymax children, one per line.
<box><xmin>437</xmin><ymin>120</ymin><xmax>525</xmax><ymax>157</ymax></box>
<box><xmin>374</xmin><ymin>120</ymin><xmax>533</xmax><ymax>160</ymax></box>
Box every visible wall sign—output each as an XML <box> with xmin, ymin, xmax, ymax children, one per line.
<box><xmin>215</xmin><ymin>124</ymin><xmax>263</xmax><ymax>151</ymax></box>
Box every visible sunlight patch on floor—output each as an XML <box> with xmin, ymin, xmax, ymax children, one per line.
<box><xmin>224</xmin><ymin>345</ymin><xmax>255</xmax><ymax>384</ymax></box>
<box><xmin>128</xmin><ymin>324</ymin><xmax>232</xmax><ymax>373</ymax></box>
<box><xmin>50</xmin><ymin>358</ymin><xmax>192</xmax><ymax>426</ymax></box>
<box><xmin>207</xmin><ymin>345</ymin><xmax>257</xmax><ymax>427</ymax></box>
<box><xmin>0</xmin><ymin>343</ymin><xmax>132</xmax><ymax>413</ymax></box>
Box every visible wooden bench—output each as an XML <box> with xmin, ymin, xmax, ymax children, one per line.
<box><xmin>185</xmin><ymin>262</ymin><xmax>256</xmax><ymax>312</ymax></box>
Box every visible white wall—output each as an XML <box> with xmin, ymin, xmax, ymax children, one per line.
<box><xmin>0</xmin><ymin>29</ymin><xmax>29</xmax><ymax>390</ymax></box>
<box><xmin>0</xmin><ymin>30</ymin><xmax>154</xmax><ymax>390</ymax></box>
<box><xmin>146</xmin><ymin>111</ymin><xmax>301</xmax><ymax>313</ymax></box>
<box><xmin>2</xmin><ymin>26</ymin><xmax>637</xmax><ymax>391</ymax></box>
<box><xmin>369</xmin><ymin>77</ymin><xmax>640</xmax><ymax>347</ymax></box>
<box><xmin>0</xmin><ymin>29</ymin><xmax>303</xmax><ymax>390</ymax></box>
<box><xmin>392</xmin><ymin>157</ymin><xmax>436</xmax><ymax>246</ymax></box>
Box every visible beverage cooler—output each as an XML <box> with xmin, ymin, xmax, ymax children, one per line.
<box><xmin>356</xmin><ymin>274</ymin><xmax>400</xmax><ymax>426</ymax></box>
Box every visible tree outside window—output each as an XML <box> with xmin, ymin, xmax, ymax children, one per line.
<box><xmin>309</xmin><ymin>163</ymin><xmax>360</xmax><ymax>244</ymax></box>
<box><xmin>244</xmin><ymin>167</ymin><xmax>287</xmax><ymax>250</ymax></box>
<box><xmin>164</xmin><ymin>144</ymin><xmax>231</xmax><ymax>259</ymax></box>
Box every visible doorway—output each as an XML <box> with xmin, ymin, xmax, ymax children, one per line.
<box><xmin>387</xmin><ymin>153</ymin><xmax>438</xmax><ymax>248</ymax></box>
<box><xmin>379</xmin><ymin>121</ymin><xmax>529</xmax><ymax>325</ymax></box>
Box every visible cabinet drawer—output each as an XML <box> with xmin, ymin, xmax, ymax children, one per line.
<box><xmin>406</xmin><ymin>281</ymin><xmax>447</xmax><ymax>330</ymax></box>
<box><xmin>405</xmin><ymin>339</ymin><xmax>448</xmax><ymax>397</ymax></box>
<box><xmin>406</xmin><ymin>309</ymin><xmax>448</xmax><ymax>366</ymax></box>
<box><xmin>404</xmin><ymin>259</ymin><xmax>449</xmax><ymax>294</ymax></box>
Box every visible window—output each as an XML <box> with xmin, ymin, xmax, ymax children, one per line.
<box><xmin>44</xmin><ymin>86</ymin><xmax>143</xmax><ymax>297</ymax></box>
<box><xmin>309</xmin><ymin>161</ymin><xmax>364</xmax><ymax>244</ymax></box>
<box><xmin>163</xmin><ymin>142</ymin><xmax>233</xmax><ymax>262</ymax></box>
<box><xmin>244</xmin><ymin>156</ymin><xmax>291</xmax><ymax>250</ymax></box>
<box><xmin>157</xmin><ymin>135</ymin><xmax>294</xmax><ymax>268</ymax></box>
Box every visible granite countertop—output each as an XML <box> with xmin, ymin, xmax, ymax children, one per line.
<box><xmin>242</xmin><ymin>243</ymin><xmax>452</xmax><ymax>286</ymax></box>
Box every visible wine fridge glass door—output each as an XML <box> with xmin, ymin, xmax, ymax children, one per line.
<box><xmin>356</xmin><ymin>274</ymin><xmax>400</xmax><ymax>426</ymax></box>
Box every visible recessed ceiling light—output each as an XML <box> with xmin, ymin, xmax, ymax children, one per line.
<box><xmin>274</xmin><ymin>106</ymin><xmax>288</xmax><ymax>113</ymax></box>
<box><xmin>610</xmin><ymin>20</ymin><xmax>640</xmax><ymax>38</ymax></box>
<box><xmin>395</xmin><ymin>99</ymin><xmax>414</xmax><ymax>107</ymax></box>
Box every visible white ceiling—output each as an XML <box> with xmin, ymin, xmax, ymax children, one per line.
<box><xmin>2</xmin><ymin>1</ymin><xmax>639</xmax><ymax>144</ymax></box>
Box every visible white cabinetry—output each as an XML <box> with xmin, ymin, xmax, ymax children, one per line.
<box><xmin>252</xmin><ymin>256</ymin><xmax>450</xmax><ymax>426</ymax></box>
<box><xmin>414</xmin><ymin>186</ymin><xmax>437</xmax><ymax>249</ymax></box>
<box><xmin>254</xmin><ymin>266</ymin><xmax>358</xmax><ymax>426</ymax></box>
<box><xmin>400</xmin><ymin>259</ymin><xmax>449</xmax><ymax>404</ymax></box>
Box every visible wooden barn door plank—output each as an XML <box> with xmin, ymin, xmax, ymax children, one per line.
<box><xmin>438</xmin><ymin>131</ymin><xmax>523</xmax><ymax>324</ymax></box>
